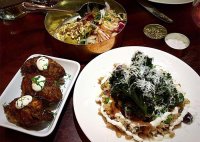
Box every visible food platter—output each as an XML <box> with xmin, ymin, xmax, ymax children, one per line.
<box><xmin>148</xmin><ymin>0</ymin><xmax>193</xmax><ymax>4</ymax></box>
<box><xmin>0</xmin><ymin>54</ymin><xmax>80</xmax><ymax>137</ymax></box>
<box><xmin>73</xmin><ymin>46</ymin><xmax>200</xmax><ymax>142</ymax></box>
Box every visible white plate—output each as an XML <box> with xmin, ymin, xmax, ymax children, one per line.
<box><xmin>73</xmin><ymin>46</ymin><xmax>200</xmax><ymax>142</ymax></box>
<box><xmin>0</xmin><ymin>54</ymin><xmax>80</xmax><ymax>137</ymax></box>
<box><xmin>148</xmin><ymin>0</ymin><xmax>193</xmax><ymax>4</ymax></box>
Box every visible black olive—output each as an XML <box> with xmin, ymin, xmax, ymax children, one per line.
<box><xmin>183</xmin><ymin>112</ymin><xmax>193</xmax><ymax>124</ymax></box>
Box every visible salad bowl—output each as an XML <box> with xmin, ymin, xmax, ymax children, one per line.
<box><xmin>44</xmin><ymin>0</ymin><xmax>127</xmax><ymax>62</ymax></box>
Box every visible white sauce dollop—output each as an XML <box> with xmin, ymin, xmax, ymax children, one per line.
<box><xmin>36</xmin><ymin>57</ymin><xmax>49</xmax><ymax>71</ymax></box>
<box><xmin>15</xmin><ymin>95</ymin><xmax>33</xmax><ymax>109</ymax></box>
<box><xmin>31</xmin><ymin>75</ymin><xmax>46</xmax><ymax>91</ymax></box>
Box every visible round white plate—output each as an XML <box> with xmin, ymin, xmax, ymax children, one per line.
<box><xmin>148</xmin><ymin>0</ymin><xmax>193</xmax><ymax>4</ymax></box>
<box><xmin>73</xmin><ymin>46</ymin><xmax>200</xmax><ymax>142</ymax></box>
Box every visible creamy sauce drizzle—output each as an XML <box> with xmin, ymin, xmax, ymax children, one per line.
<box><xmin>150</xmin><ymin>107</ymin><xmax>179</xmax><ymax>127</ymax></box>
<box><xmin>100</xmin><ymin>100</ymin><xmax>143</xmax><ymax>142</ymax></box>
<box><xmin>15</xmin><ymin>95</ymin><xmax>33</xmax><ymax>109</ymax></box>
<box><xmin>170</xmin><ymin>104</ymin><xmax>189</xmax><ymax>130</ymax></box>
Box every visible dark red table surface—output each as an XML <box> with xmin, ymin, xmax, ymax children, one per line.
<box><xmin>0</xmin><ymin>0</ymin><xmax>200</xmax><ymax>142</ymax></box>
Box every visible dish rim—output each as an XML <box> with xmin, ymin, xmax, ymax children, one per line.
<box><xmin>148</xmin><ymin>0</ymin><xmax>193</xmax><ymax>4</ymax></box>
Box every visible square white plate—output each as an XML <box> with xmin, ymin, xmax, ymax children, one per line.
<box><xmin>0</xmin><ymin>54</ymin><xmax>80</xmax><ymax>137</ymax></box>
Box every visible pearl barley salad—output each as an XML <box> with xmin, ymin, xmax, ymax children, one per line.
<box><xmin>53</xmin><ymin>2</ymin><xmax>126</xmax><ymax>45</ymax></box>
<box><xmin>96</xmin><ymin>51</ymin><xmax>193</xmax><ymax>142</ymax></box>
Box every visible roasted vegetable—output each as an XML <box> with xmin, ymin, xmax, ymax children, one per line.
<box><xmin>109</xmin><ymin>51</ymin><xmax>184</xmax><ymax>121</ymax></box>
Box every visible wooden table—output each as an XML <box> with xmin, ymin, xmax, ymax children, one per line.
<box><xmin>0</xmin><ymin>0</ymin><xmax>200</xmax><ymax>141</ymax></box>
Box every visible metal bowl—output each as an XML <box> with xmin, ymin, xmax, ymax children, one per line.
<box><xmin>44</xmin><ymin>0</ymin><xmax>127</xmax><ymax>62</ymax></box>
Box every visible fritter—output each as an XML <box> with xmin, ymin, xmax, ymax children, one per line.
<box><xmin>4</xmin><ymin>96</ymin><xmax>53</xmax><ymax>128</ymax></box>
<box><xmin>21</xmin><ymin>74</ymin><xmax>62</xmax><ymax>104</ymax></box>
<box><xmin>21</xmin><ymin>56</ymin><xmax>65</xmax><ymax>80</ymax></box>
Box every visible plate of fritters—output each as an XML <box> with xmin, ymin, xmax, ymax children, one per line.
<box><xmin>0</xmin><ymin>54</ymin><xmax>80</xmax><ymax>137</ymax></box>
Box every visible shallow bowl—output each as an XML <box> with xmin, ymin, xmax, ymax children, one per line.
<box><xmin>44</xmin><ymin>0</ymin><xmax>127</xmax><ymax>62</ymax></box>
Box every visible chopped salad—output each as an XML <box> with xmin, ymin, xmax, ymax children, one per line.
<box><xmin>53</xmin><ymin>3</ymin><xmax>126</xmax><ymax>45</ymax></box>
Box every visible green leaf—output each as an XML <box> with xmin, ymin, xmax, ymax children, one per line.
<box><xmin>129</xmin><ymin>84</ymin><xmax>147</xmax><ymax>115</ymax></box>
<box><xmin>164</xmin><ymin>114</ymin><xmax>173</xmax><ymax>124</ymax></box>
<box><xmin>104</xmin><ymin>97</ymin><xmax>110</xmax><ymax>104</ymax></box>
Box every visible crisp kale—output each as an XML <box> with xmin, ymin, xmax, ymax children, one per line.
<box><xmin>109</xmin><ymin>51</ymin><xmax>184</xmax><ymax>121</ymax></box>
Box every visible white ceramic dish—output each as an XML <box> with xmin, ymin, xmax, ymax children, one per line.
<box><xmin>0</xmin><ymin>54</ymin><xmax>80</xmax><ymax>137</ymax></box>
<box><xmin>148</xmin><ymin>0</ymin><xmax>193</xmax><ymax>4</ymax></box>
<box><xmin>73</xmin><ymin>46</ymin><xmax>200</xmax><ymax>142</ymax></box>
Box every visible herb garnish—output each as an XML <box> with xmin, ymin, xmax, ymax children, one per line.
<box><xmin>31</xmin><ymin>75</ymin><xmax>45</xmax><ymax>89</ymax></box>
